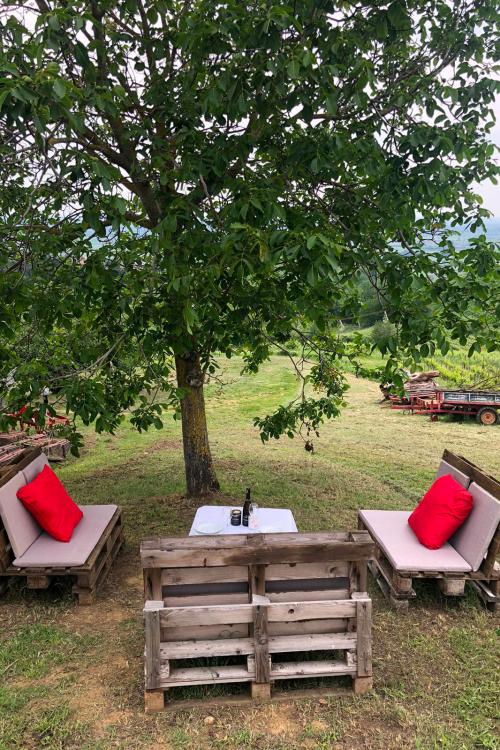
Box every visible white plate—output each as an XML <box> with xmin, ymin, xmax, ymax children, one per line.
<box><xmin>194</xmin><ymin>522</ymin><xmax>223</xmax><ymax>535</ymax></box>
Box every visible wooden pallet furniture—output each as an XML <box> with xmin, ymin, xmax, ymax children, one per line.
<box><xmin>141</xmin><ymin>530</ymin><xmax>374</xmax><ymax>711</ymax></box>
<box><xmin>0</xmin><ymin>447</ymin><xmax>124</xmax><ymax>604</ymax></box>
<box><xmin>358</xmin><ymin>450</ymin><xmax>500</xmax><ymax>611</ymax></box>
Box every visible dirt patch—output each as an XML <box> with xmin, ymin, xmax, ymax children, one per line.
<box><xmin>147</xmin><ymin>439</ymin><xmax>183</xmax><ymax>452</ymax></box>
<box><xmin>69</xmin><ymin>675</ymin><xmax>135</xmax><ymax>738</ymax></box>
<box><xmin>253</xmin><ymin>703</ymin><xmax>302</xmax><ymax>736</ymax></box>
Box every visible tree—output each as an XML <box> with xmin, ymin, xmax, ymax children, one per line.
<box><xmin>0</xmin><ymin>0</ymin><xmax>499</xmax><ymax>495</ymax></box>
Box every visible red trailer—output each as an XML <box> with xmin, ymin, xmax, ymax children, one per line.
<box><xmin>390</xmin><ymin>389</ymin><xmax>500</xmax><ymax>425</ymax></box>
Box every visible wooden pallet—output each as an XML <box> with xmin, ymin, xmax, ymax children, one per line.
<box><xmin>359</xmin><ymin>450</ymin><xmax>500</xmax><ymax>612</ymax></box>
<box><xmin>141</xmin><ymin>531</ymin><xmax>374</xmax><ymax>711</ymax></box>
<box><xmin>0</xmin><ymin>448</ymin><xmax>124</xmax><ymax>605</ymax></box>
<box><xmin>0</xmin><ymin>435</ymin><xmax>71</xmax><ymax>463</ymax></box>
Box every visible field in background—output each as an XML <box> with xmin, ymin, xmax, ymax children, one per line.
<box><xmin>0</xmin><ymin>357</ymin><xmax>499</xmax><ymax>750</ymax></box>
<box><xmin>340</xmin><ymin>326</ymin><xmax>500</xmax><ymax>389</ymax></box>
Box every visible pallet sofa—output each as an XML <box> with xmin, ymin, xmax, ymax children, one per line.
<box><xmin>141</xmin><ymin>530</ymin><xmax>374</xmax><ymax>711</ymax></box>
<box><xmin>0</xmin><ymin>448</ymin><xmax>123</xmax><ymax>604</ymax></box>
<box><xmin>358</xmin><ymin>450</ymin><xmax>500</xmax><ymax>611</ymax></box>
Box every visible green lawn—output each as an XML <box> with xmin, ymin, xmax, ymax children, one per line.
<box><xmin>1</xmin><ymin>357</ymin><xmax>499</xmax><ymax>750</ymax></box>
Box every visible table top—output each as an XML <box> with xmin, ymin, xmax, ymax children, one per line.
<box><xmin>189</xmin><ymin>505</ymin><xmax>298</xmax><ymax>536</ymax></box>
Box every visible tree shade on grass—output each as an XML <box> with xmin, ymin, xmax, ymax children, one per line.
<box><xmin>0</xmin><ymin>0</ymin><xmax>499</xmax><ymax>494</ymax></box>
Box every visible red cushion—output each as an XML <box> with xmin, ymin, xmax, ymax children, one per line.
<box><xmin>16</xmin><ymin>465</ymin><xmax>83</xmax><ymax>543</ymax></box>
<box><xmin>408</xmin><ymin>474</ymin><xmax>473</xmax><ymax>549</ymax></box>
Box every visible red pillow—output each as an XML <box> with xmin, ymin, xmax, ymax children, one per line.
<box><xmin>17</xmin><ymin>465</ymin><xmax>83</xmax><ymax>542</ymax></box>
<box><xmin>408</xmin><ymin>474</ymin><xmax>473</xmax><ymax>549</ymax></box>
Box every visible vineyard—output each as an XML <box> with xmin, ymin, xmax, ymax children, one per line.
<box><xmin>339</xmin><ymin>327</ymin><xmax>500</xmax><ymax>390</ymax></box>
<box><xmin>423</xmin><ymin>350</ymin><xmax>500</xmax><ymax>390</ymax></box>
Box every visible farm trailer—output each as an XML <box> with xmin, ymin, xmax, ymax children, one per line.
<box><xmin>389</xmin><ymin>389</ymin><xmax>500</xmax><ymax>425</ymax></box>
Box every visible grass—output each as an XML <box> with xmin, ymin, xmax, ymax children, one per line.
<box><xmin>0</xmin><ymin>356</ymin><xmax>499</xmax><ymax>750</ymax></box>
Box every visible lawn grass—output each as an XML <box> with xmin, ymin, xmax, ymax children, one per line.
<box><xmin>0</xmin><ymin>356</ymin><xmax>499</xmax><ymax>750</ymax></box>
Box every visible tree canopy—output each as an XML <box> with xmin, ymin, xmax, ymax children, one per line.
<box><xmin>0</xmin><ymin>0</ymin><xmax>499</xmax><ymax>492</ymax></box>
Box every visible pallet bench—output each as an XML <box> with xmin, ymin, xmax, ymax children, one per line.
<box><xmin>141</xmin><ymin>530</ymin><xmax>374</xmax><ymax>711</ymax></box>
<box><xmin>0</xmin><ymin>447</ymin><xmax>123</xmax><ymax>604</ymax></box>
<box><xmin>358</xmin><ymin>450</ymin><xmax>500</xmax><ymax>611</ymax></box>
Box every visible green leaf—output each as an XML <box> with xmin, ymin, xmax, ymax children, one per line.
<box><xmin>325</xmin><ymin>92</ymin><xmax>338</xmax><ymax>116</ymax></box>
<box><xmin>0</xmin><ymin>89</ymin><xmax>10</xmax><ymax>111</ymax></box>
<box><xmin>387</xmin><ymin>2</ymin><xmax>409</xmax><ymax>29</ymax></box>
<box><xmin>53</xmin><ymin>79</ymin><xmax>66</xmax><ymax>99</ymax></box>
<box><xmin>287</xmin><ymin>59</ymin><xmax>300</xmax><ymax>79</ymax></box>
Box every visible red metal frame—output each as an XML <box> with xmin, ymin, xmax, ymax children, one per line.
<box><xmin>389</xmin><ymin>390</ymin><xmax>499</xmax><ymax>420</ymax></box>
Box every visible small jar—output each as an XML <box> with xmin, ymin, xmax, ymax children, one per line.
<box><xmin>230</xmin><ymin>509</ymin><xmax>242</xmax><ymax>526</ymax></box>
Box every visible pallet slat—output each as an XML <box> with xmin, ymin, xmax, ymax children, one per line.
<box><xmin>271</xmin><ymin>660</ymin><xmax>357</xmax><ymax>679</ymax></box>
<box><xmin>159</xmin><ymin>632</ymin><xmax>357</xmax><ymax>660</ymax></box>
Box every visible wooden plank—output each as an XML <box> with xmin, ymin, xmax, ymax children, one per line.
<box><xmin>141</xmin><ymin>531</ymin><xmax>353</xmax><ymax>552</ymax></box>
<box><xmin>144</xmin><ymin>605</ymin><xmax>161</xmax><ymax>690</ymax></box>
<box><xmin>368</xmin><ymin>561</ymin><xmax>411</xmax><ymax>611</ymax></box>
<box><xmin>268</xmin><ymin>619</ymin><xmax>347</xmax><ymax>636</ymax></box>
<box><xmin>481</xmin><ymin>529</ymin><xmax>500</xmax><ymax>578</ymax></box>
<box><xmin>160</xmin><ymin>664</ymin><xmax>254</xmax><ymax>687</ymax></box>
<box><xmin>256</xmin><ymin>564</ymin><xmax>266</xmax><ymax>595</ymax></box>
<box><xmin>265</xmin><ymin>561</ymin><xmax>349</xmax><ymax>580</ymax></box>
<box><xmin>253</xmin><ymin>599</ymin><xmax>270</xmax><ymax>683</ymax></box>
<box><xmin>163</xmin><ymin>592</ymin><xmax>249</xmax><ymax>607</ymax></box>
<box><xmin>72</xmin><ymin>508</ymin><xmax>122</xmax><ymax>572</ymax></box>
<box><xmin>26</xmin><ymin>575</ymin><xmax>50</xmax><ymax>589</ymax></box>
<box><xmin>160</xmin><ymin>638</ymin><xmax>254</xmax><ymax>659</ymax></box>
<box><xmin>267</xmin><ymin>588</ymin><xmax>350</xmax><ymax>603</ymax></box>
<box><xmin>162</xmin><ymin>623</ymin><xmax>250</xmax><ymax>641</ymax></box>
<box><xmin>269</xmin><ymin>633</ymin><xmax>356</xmax><ymax>653</ymax></box>
<box><xmin>266</xmin><ymin>577</ymin><xmax>349</xmax><ymax>593</ymax></box>
<box><xmin>160</xmin><ymin>602</ymin><xmax>253</xmax><ymax>628</ymax></box>
<box><xmin>392</xmin><ymin>572</ymin><xmax>413</xmax><ymax>594</ymax></box>
<box><xmin>443</xmin><ymin>450</ymin><xmax>500</xmax><ymax>500</ymax></box>
<box><xmin>77</xmin><ymin>521</ymin><xmax>123</xmax><ymax>588</ymax></box>
<box><xmin>353</xmin><ymin>594</ymin><xmax>372</xmax><ymax>677</ymax></box>
<box><xmin>143</xmin><ymin>541</ymin><xmax>374</xmax><ymax>568</ymax></box>
<box><xmin>251</xmin><ymin>683</ymin><xmax>271</xmax><ymax>700</ymax></box>
<box><xmin>161</xmin><ymin>566</ymin><xmax>248</xmax><ymax>586</ymax></box>
<box><xmin>437</xmin><ymin>578</ymin><xmax>466</xmax><ymax>596</ymax></box>
<box><xmin>373</xmin><ymin>555</ymin><xmax>416</xmax><ymax>598</ymax></box>
<box><xmin>160</xmin><ymin>600</ymin><xmax>356</xmax><ymax>629</ymax></box>
<box><xmin>271</xmin><ymin>660</ymin><xmax>356</xmax><ymax>679</ymax></box>
<box><xmin>141</xmin><ymin>534</ymin><xmax>374</xmax><ymax>569</ymax></box>
<box><xmin>268</xmin><ymin>600</ymin><xmax>356</xmax><ymax>622</ymax></box>
<box><xmin>144</xmin><ymin>569</ymin><xmax>162</xmax><ymax>600</ymax></box>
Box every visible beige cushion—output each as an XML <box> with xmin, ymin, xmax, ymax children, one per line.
<box><xmin>359</xmin><ymin>509</ymin><xmax>471</xmax><ymax>573</ymax></box>
<box><xmin>13</xmin><ymin>505</ymin><xmax>118</xmax><ymax>568</ymax></box>
<box><xmin>449</xmin><ymin>483</ymin><xmax>500</xmax><ymax>571</ymax></box>
<box><xmin>22</xmin><ymin>453</ymin><xmax>49</xmax><ymax>484</ymax></box>
<box><xmin>435</xmin><ymin>460</ymin><xmax>470</xmax><ymax>488</ymax></box>
<box><xmin>0</xmin><ymin>473</ymin><xmax>42</xmax><ymax>558</ymax></box>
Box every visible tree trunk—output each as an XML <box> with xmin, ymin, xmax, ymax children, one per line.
<box><xmin>175</xmin><ymin>353</ymin><xmax>220</xmax><ymax>496</ymax></box>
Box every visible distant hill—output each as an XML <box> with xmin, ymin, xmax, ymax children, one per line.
<box><xmin>453</xmin><ymin>217</ymin><xmax>500</xmax><ymax>247</ymax></box>
<box><xmin>417</xmin><ymin>217</ymin><xmax>500</xmax><ymax>251</ymax></box>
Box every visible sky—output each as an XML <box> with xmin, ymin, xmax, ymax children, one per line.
<box><xmin>475</xmin><ymin>95</ymin><xmax>500</xmax><ymax>216</ymax></box>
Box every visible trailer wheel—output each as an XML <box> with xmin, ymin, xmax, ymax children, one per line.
<box><xmin>476</xmin><ymin>407</ymin><xmax>498</xmax><ymax>426</ymax></box>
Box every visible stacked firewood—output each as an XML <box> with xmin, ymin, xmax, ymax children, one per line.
<box><xmin>403</xmin><ymin>370</ymin><xmax>440</xmax><ymax>398</ymax></box>
<box><xmin>0</xmin><ymin>432</ymin><xmax>71</xmax><ymax>463</ymax></box>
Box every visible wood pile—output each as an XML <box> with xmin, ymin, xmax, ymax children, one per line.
<box><xmin>403</xmin><ymin>370</ymin><xmax>439</xmax><ymax>399</ymax></box>
<box><xmin>0</xmin><ymin>432</ymin><xmax>71</xmax><ymax>463</ymax></box>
